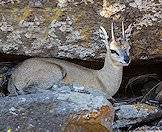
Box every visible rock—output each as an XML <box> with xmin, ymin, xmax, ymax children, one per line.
<box><xmin>0</xmin><ymin>85</ymin><xmax>114</xmax><ymax>131</ymax></box>
<box><xmin>155</xmin><ymin>90</ymin><xmax>162</xmax><ymax>103</ymax></box>
<box><xmin>0</xmin><ymin>0</ymin><xmax>161</xmax><ymax>62</ymax></box>
<box><xmin>0</xmin><ymin>0</ymin><xmax>106</xmax><ymax>61</ymax></box>
<box><xmin>133</xmin><ymin>126</ymin><xmax>162</xmax><ymax>131</ymax></box>
<box><xmin>113</xmin><ymin>102</ymin><xmax>159</xmax><ymax>129</ymax></box>
<box><xmin>157</xmin><ymin>119</ymin><xmax>162</xmax><ymax>127</ymax></box>
<box><xmin>0</xmin><ymin>62</ymin><xmax>13</xmax><ymax>94</ymax></box>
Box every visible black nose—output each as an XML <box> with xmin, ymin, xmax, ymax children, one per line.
<box><xmin>124</xmin><ymin>56</ymin><xmax>130</xmax><ymax>63</ymax></box>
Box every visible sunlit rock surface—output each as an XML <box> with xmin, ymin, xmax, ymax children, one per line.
<box><xmin>0</xmin><ymin>85</ymin><xmax>114</xmax><ymax>131</ymax></box>
<box><xmin>0</xmin><ymin>0</ymin><xmax>161</xmax><ymax>61</ymax></box>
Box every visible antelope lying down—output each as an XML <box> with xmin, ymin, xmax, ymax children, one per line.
<box><xmin>8</xmin><ymin>22</ymin><xmax>131</xmax><ymax>98</ymax></box>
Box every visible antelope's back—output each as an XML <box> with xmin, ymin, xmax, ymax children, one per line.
<box><xmin>8</xmin><ymin>58</ymin><xmax>101</xmax><ymax>94</ymax></box>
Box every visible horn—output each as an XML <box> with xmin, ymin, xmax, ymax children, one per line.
<box><xmin>111</xmin><ymin>22</ymin><xmax>115</xmax><ymax>41</ymax></box>
<box><xmin>122</xmin><ymin>21</ymin><xmax>126</xmax><ymax>40</ymax></box>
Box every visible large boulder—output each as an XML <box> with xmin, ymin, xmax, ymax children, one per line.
<box><xmin>0</xmin><ymin>0</ymin><xmax>105</xmax><ymax>60</ymax></box>
<box><xmin>0</xmin><ymin>85</ymin><xmax>114</xmax><ymax>131</ymax></box>
<box><xmin>0</xmin><ymin>0</ymin><xmax>161</xmax><ymax>61</ymax></box>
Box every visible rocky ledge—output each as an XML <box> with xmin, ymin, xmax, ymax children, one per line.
<box><xmin>0</xmin><ymin>84</ymin><xmax>114</xmax><ymax>132</ymax></box>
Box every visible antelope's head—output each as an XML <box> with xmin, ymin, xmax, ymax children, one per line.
<box><xmin>109</xmin><ymin>21</ymin><xmax>131</xmax><ymax>66</ymax></box>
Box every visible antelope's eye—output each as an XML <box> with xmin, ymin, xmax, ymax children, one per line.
<box><xmin>110</xmin><ymin>50</ymin><xmax>119</xmax><ymax>56</ymax></box>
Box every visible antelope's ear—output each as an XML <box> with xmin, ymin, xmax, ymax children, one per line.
<box><xmin>99</xmin><ymin>26</ymin><xmax>109</xmax><ymax>45</ymax></box>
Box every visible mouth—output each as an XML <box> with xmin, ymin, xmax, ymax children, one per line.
<box><xmin>119</xmin><ymin>61</ymin><xmax>130</xmax><ymax>66</ymax></box>
<box><xmin>122</xmin><ymin>63</ymin><xmax>129</xmax><ymax>66</ymax></box>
